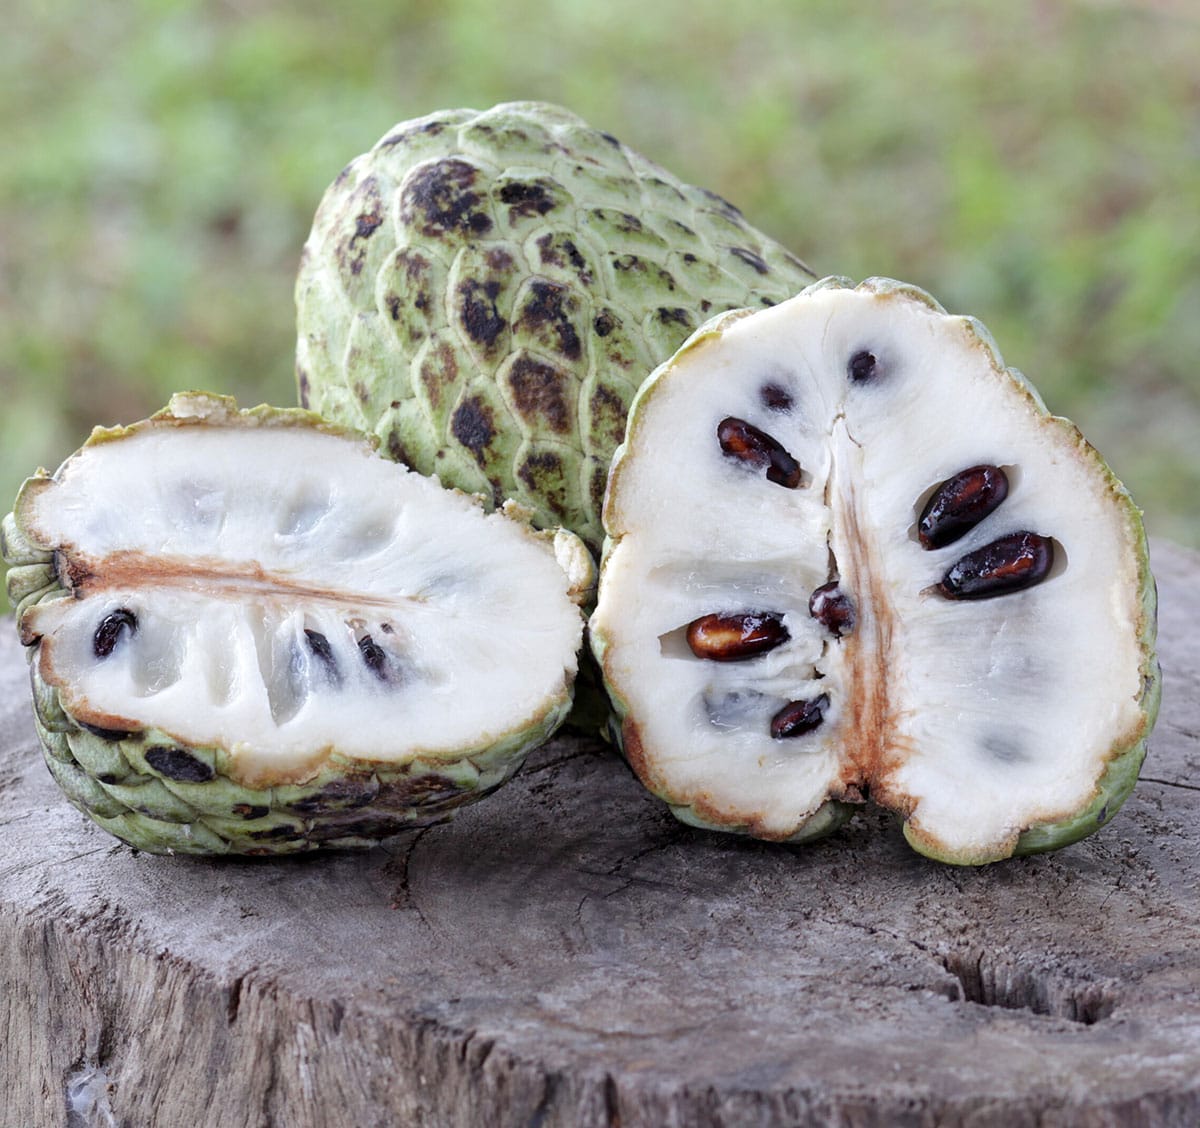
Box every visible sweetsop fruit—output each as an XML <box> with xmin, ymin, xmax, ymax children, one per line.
<box><xmin>294</xmin><ymin>101</ymin><xmax>817</xmax><ymax>557</ymax></box>
<box><xmin>589</xmin><ymin>277</ymin><xmax>1160</xmax><ymax>865</ymax></box>
<box><xmin>2</xmin><ymin>393</ymin><xmax>592</xmax><ymax>855</ymax></box>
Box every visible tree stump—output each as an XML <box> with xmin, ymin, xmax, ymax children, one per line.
<box><xmin>2</xmin><ymin>540</ymin><xmax>1198</xmax><ymax>1128</ymax></box>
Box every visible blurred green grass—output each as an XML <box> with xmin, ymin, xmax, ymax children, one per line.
<box><xmin>2</xmin><ymin>0</ymin><xmax>1198</xmax><ymax>609</ymax></box>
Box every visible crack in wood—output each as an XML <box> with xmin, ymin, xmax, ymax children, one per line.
<box><xmin>1139</xmin><ymin>776</ymin><xmax>1200</xmax><ymax>794</ymax></box>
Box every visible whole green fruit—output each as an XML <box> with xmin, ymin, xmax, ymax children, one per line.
<box><xmin>295</xmin><ymin>101</ymin><xmax>816</xmax><ymax>555</ymax></box>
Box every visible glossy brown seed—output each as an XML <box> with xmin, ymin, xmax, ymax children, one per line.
<box><xmin>938</xmin><ymin>531</ymin><xmax>1054</xmax><ymax>600</ymax></box>
<box><xmin>770</xmin><ymin>694</ymin><xmax>830</xmax><ymax>739</ymax></box>
<box><xmin>717</xmin><ymin>417</ymin><xmax>802</xmax><ymax>488</ymax></box>
<box><xmin>93</xmin><ymin>608</ymin><xmax>137</xmax><ymax>658</ymax></box>
<box><xmin>918</xmin><ymin>465</ymin><xmax>1009</xmax><ymax>549</ymax></box>
<box><xmin>686</xmin><ymin>611</ymin><xmax>789</xmax><ymax>662</ymax></box>
<box><xmin>809</xmin><ymin>582</ymin><xmax>855</xmax><ymax>637</ymax></box>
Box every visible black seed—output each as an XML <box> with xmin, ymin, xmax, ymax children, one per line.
<box><xmin>686</xmin><ymin>612</ymin><xmax>789</xmax><ymax>662</ymax></box>
<box><xmin>717</xmin><ymin>417</ymin><xmax>802</xmax><ymax>488</ymax></box>
<box><xmin>305</xmin><ymin>629</ymin><xmax>342</xmax><ymax>685</ymax></box>
<box><xmin>848</xmin><ymin>350</ymin><xmax>878</xmax><ymax>383</ymax></box>
<box><xmin>770</xmin><ymin>694</ymin><xmax>830</xmax><ymax>740</ymax></box>
<box><xmin>919</xmin><ymin>465</ymin><xmax>1010</xmax><ymax>549</ymax></box>
<box><xmin>79</xmin><ymin>720</ymin><xmax>137</xmax><ymax>742</ymax></box>
<box><xmin>358</xmin><ymin>635</ymin><xmax>389</xmax><ymax>680</ymax></box>
<box><xmin>809</xmin><ymin>583</ymin><xmax>856</xmax><ymax>638</ymax></box>
<box><xmin>938</xmin><ymin>532</ymin><xmax>1054</xmax><ymax>600</ymax></box>
<box><xmin>144</xmin><ymin>746</ymin><xmax>215</xmax><ymax>783</ymax></box>
<box><xmin>93</xmin><ymin>609</ymin><xmax>137</xmax><ymax>658</ymax></box>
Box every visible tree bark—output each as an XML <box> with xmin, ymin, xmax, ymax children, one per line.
<box><xmin>2</xmin><ymin>540</ymin><xmax>1198</xmax><ymax>1128</ymax></box>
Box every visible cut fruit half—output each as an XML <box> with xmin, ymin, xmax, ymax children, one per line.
<box><xmin>3</xmin><ymin>393</ymin><xmax>592</xmax><ymax>854</ymax></box>
<box><xmin>589</xmin><ymin>277</ymin><xmax>1159</xmax><ymax>865</ymax></box>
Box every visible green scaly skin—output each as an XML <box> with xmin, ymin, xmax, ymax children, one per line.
<box><xmin>295</xmin><ymin>101</ymin><xmax>817</xmax><ymax>561</ymax></box>
<box><xmin>2</xmin><ymin>394</ymin><xmax>579</xmax><ymax>856</ymax></box>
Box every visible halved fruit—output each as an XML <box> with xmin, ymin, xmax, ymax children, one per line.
<box><xmin>589</xmin><ymin>277</ymin><xmax>1159</xmax><ymax>864</ymax></box>
<box><xmin>3</xmin><ymin>393</ymin><xmax>592</xmax><ymax>854</ymax></box>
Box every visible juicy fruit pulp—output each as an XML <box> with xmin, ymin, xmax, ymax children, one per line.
<box><xmin>3</xmin><ymin>394</ymin><xmax>592</xmax><ymax>854</ymax></box>
<box><xmin>294</xmin><ymin>101</ymin><xmax>816</xmax><ymax>557</ymax></box>
<box><xmin>590</xmin><ymin>278</ymin><xmax>1159</xmax><ymax>865</ymax></box>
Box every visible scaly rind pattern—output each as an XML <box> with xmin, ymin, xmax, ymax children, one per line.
<box><xmin>295</xmin><ymin>101</ymin><xmax>817</xmax><ymax>556</ymax></box>
<box><xmin>3</xmin><ymin>392</ymin><xmax>582</xmax><ymax>855</ymax></box>
<box><xmin>593</xmin><ymin>276</ymin><xmax>1160</xmax><ymax>863</ymax></box>
<box><xmin>26</xmin><ymin>654</ymin><xmax>567</xmax><ymax>855</ymax></box>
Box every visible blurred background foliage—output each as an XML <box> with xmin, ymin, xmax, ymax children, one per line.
<box><xmin>2</xmin><ymin>0</ymin><xmax>1197</xmax><ymax>607</ymax></box>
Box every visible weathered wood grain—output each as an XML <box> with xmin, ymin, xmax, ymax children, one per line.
<box><xmin>2</xmin><ymin>540</ymin><xmax>1198</xmax><ymax>1128</ymax></box>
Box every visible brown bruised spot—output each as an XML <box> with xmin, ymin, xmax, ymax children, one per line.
<box><xmin>514</xmin><ymin>280</ymin><xmax>582</xmax><ymax>361</ymax></box>
<box><xmin>593</xmin><ymin>309</ymin><xmax>619</xmax><ymax>338</ymax></box>
<box><xmin>399</xmin><ymin>158</ymin><xmax>493</xmax><ymax>239</ymax></box>
<box><xmin>145</xmin><ymin>745</ymin><xmax>215</xmax><ymax>783</ymax></box>
<box><xmin>386</xmin><ymin>429</ymin><xmax>414</xmax><ymax>468</ymax></box>
<box><xmin>536</xmin><ymin>234</ymin><xmax>591</xmax><ymax>282</ymax></box>
<box><xmin>55</xmin><ymin>549</ymin><xmax>94</xmax><ymax>592</ymax></box>
<box><xmin>656</xmin><ymin>307</ymin><xmax>693</xmax><ymax>329</ymax></box>
<box><xmin>354</xmin><ymin>381</ymin><xmax>370</xmax><ymax>405</ymax></box>
<box><xmin>231</xmin><ymin>803</ymin><xmax>270</xmax><ymax>820</ymax></box>
<box><xmin>354</xmin><ymin>211</ymin><xmax>383</xmax><ymax>240</ymax></box>
<box><xmin>375</xmin><ymin>772</ymin><xmax>469</xmax><ymax>812</ymax></box>
<box><xmin>590</xmin><ymin>382</ymin><xmax>628</xmax><ymax>448</ymax></box>
<box><xmin>286</xmin><ymin>776</ymin><xmax>380</xmax><ymax>815</ymax></box>
<box><xmin>457</xmin><ymin>278</ymin><xmax>507</xmax><ymax>349</ymax></box>
<box><xmin>451</xmin><ymin>396</ymin><xmax>497</xmax><ymax>465</ymax></box>
<box><xmin>507</xmin><ymin>355</ymin><xmax>572</xmax><ymax>433</ymax></box>
<box><xmin>380</xmin><ymin>120</ymin><xmax>446</xmax><ymax>148</ymax></box>
<box><xmin>497</xmin><ymin>178</ymin><xmax>561</xmax><ymax>221</ymax></box>
<box><xmin>588</xmin><ymin>462</ymin><xmax>609</xmax><ymax>524</ymax></box>
<box><xmin>420</xmin><ymin>340</ymin><xmax>459</xmax><ymax>411</ymax></box>
<box><xmin>517</xmin><ymin>450</ymin><xmax>570</xmax><ymax>518</ymax></box>
<box><xmin>729</xmin><ymin>247</ymin><xmax>770</xmax><ymax>275</ymax></box>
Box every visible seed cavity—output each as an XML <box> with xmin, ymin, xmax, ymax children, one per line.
<box><xmin>938</xmin><ymin>532</ymin><xmax>1054</xmax><ymax>600</ymax></box>
<box><xmin>686</xmin><ymin>611</ymin><xmax>789</xmax><ymax>662</ymax></box>
<box><xmin>93</xmin><ymin>609</ymin><xmax>137</xmax><ymax>659</ymax></box>
<box><xmin>304</xmin><ymin>629</ymin><xmax>342</xmax><ymax>686</ymax></box>
<box><xmin>716</xmin><ymin>417</ymin><xmax>802</xmax><ymax>488</ymax></box>
<box><xmin>702</xmin><ymin>688</ymin><xmax>768</xmax><ymax>730</ymax></box>
<box><xmin>848</xmin><ymin>350</ymin><xmax>877</xmax><ymax>383</ymax></box>
<box><xmin>809</xmin><ymin>583</ymin><xmax>855</xmax><ymax>637</ymax></box>
<box><xmin>770</xmin><ymin>694</ymin><xmax>830</xmax><ymax>739</ymax></box>
<box><xmin>919</xmin><ymin>465</ymin><xmax>1009</xmax><ymax>549</ymax></box>
<box><xmin>760</xmin><ymin>383</ymin><xmax>794</xmax><ymax>412</ymax></box>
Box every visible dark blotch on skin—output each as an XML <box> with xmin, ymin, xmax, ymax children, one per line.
<box><xmin>451</xmin><ymin>397</ymin><xmax>497</xmax><ymax>465</ymax></box>
<box><xmin>760</xmin><ymin>383</ymin><xmax>794</xmax><ymax>412</ymax></box>
<box><xmin>809</xmin><ymin>583</ymin><xmax>856</xmax><ymax>638</ymax></box>
<box><xmin>686</xmin><ymin>612</ymin><xmax>789</xmax><ymax>662</ymax></box>
<box><xmin>938</xmin><ymin>531</ymin><xmax>1054</xmax><ymax>600</ymax></box>
<box><xmin>354</xmin><ymin>211</ymin><xmax>383</xmax><ymax>239</ymax></box>
<box><xmin>770</xmin><ymin>694</ymin><xmax>830</xmax><ymax>740</ymax></box>
<box><xmin>400</xmin><ymin>159</ymin><xmax>493</xmax><ymax>238</ymax></box>
<box><xmin>508</xmin><ymin>355</ymin><xmax>571</xmax><ymax>433</ymax></box>
<box><xmin>593</xmin><ymin>310</ymin><xmax>619</xmax><ymax>338</ymax></box>
<box><xmin>297</xmin><ymin>367</ymin><xmax>311</xmax><ymax>408</ymax></box>
<box><xmin>517</xmin><ymin>281</ymin><xmax>581</xmax><ymax>360</ymax></box>
<box><xmin>288</xmin><ymin>777</ymin><xmax>380</xmax><ymax>815</ymax></box>
<box><xmin>518</xmin><ymin>450</ymin><xmax>570</xmax><ymax>519</ymax></box>
<box><xmin>497</xmin><ymin>179</ymin><xmax>557</xmax><ymax>218</ymax></box>
<box><xmin>458</xmin><ymin>278</ymin><xmax>507</xmax><ymax>348</ymax></box>
<box><xmin>386</xmin><ymin>430</ymin><xmax>414</xmax><ymax>468</ymax></box>
<box><xmin>145</xmin><ymin>746</ymin><xmax>215</xmax><ymax>783</ymax></box>
<box><xmin>730</xmin><ymin>247</ymin><xmax>770</xmax><ymax>275</ymax></box>
<box><xmin>79</xmin><ymin>721</ymin><xmax>137</xmax><ymax>742</ymax></box>
<box><xmin>717</xmin><ymin>417</ymin><xmax>803</xmax><ymax>488</ymax></box>
<box><xmin>358</xmin><ymin>635</ymin><xmax>389</xmax><ymax>680</ymax></box>
<box><xmin>93</xmin><ymin>609</ymin><xmax>137</xmax><ymax>659</ymax></box>
<box><xmin>848</xmin><ymin>350</ymin><xmax>878</xmax><ymax>383</ymax></box>
<box><xmin>918</xmin><ymin>465</ymin><xmax>1010</xmax><ymax>550</ymax></box>
<box><xmin>657</xmin><ymin>307</ymin><xmax>692</xmax><ymax>328</ymax></box>
<box><xmin>232</xmin><ymin>803</ymin><xmax>271</xmax><ymax>820</ymax></box>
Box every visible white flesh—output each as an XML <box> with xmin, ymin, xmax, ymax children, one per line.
<box><xmin>591</xmin><ymin>282</ymin><xmax>1147</xmax><ymax>859</ymax></box>
<box><xmin>21</xmin><ymin>402</ymin><xmax>589</xmax><ymax>786</ymax></box>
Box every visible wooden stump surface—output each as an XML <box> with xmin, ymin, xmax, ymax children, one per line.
<box><xmin>2</xmin><ymin>540</ymin><xmax>1199</xmax><ymax>1128</ymax></box>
